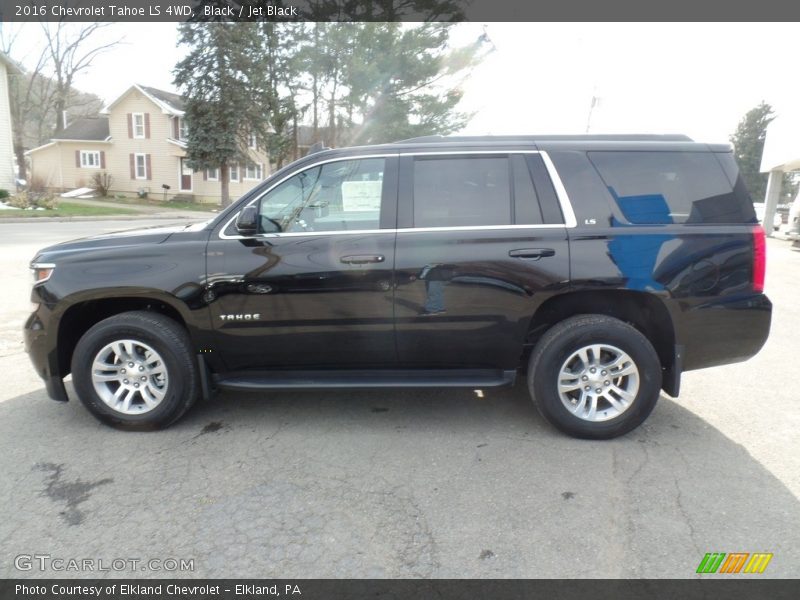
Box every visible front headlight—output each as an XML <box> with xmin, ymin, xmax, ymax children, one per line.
<box><xmin>31</xmin><ymin>262</ymin><xmax>55</xmax><ymax>285</ymax></box>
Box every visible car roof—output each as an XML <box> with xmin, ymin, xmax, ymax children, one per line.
<box><xmin>304</xmin><ymin>134</ymin><xmax>730</xmax><ymax>160</ymax></box>
<box><xmin>396</xmin><ymin>134</ymin><xmax>695</xmax><ymax>143</ymax></box>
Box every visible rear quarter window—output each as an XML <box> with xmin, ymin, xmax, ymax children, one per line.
<box><xmin>588</xmin><ymin>151</ymin><xmax>756</xmax><ymax>225</ymax></box>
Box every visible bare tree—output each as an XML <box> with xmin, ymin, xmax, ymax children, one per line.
<box><xmin>1</xmin><ymin>23</ymin><xmax>116</xmax><ymax>179</ymax></box>
<box><xmin>0</xmin><ymin>24</ymin><xmax>53</xmax><ymax>181</ymax></box>
<box><xmin>40</xmin><ymin>22</ymin><xmax>120</xmax><ymax>132</ymax></box>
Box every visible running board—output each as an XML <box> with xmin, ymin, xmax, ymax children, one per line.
<box><xmin>214</xmin><ymin>369</ymin><xmax>517</xmax><ymax>392</ymax></box>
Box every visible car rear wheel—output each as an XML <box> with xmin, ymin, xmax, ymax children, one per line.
<box><xmin>527</xmin><ymin>314</ymin><xmax>661</xmax><ymax>439</ymax></box>
<box><xmin>71</xmin><ymin>311</ymin><xmax>198</xmax><ymax>429</ymax></box>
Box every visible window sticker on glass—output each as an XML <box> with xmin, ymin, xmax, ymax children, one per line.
<box><xmin>341</xmin><ymin>180</ymin><xmax>383</xmax><ymax>212</ymax></box>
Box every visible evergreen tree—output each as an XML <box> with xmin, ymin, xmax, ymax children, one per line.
<box><xmin>173</xmin><ymin>23</ymin><xmax>259</xmax><ymax>207</ymax></box>
<box><xmin>173</xmin><ymin>19</ymin><xmax>487</xmax><ymax>199</ymax></box>
<box><xmin>308</xmin><ymin>23</ymin><xmax>489</xmax><ymax>147</ymax></box>
<box><xmin>347</xmin><ymin>23</ymin><xmax>487</xmax><ymax>144</ymax></box>
<box><xmin>253</xmin><ymin>23</ymin><xmax>305</xmax><ymax>168</ymax></box>
<box><xmin>730</xmin><ymin>102</ymin><xmax>775</xmax><ymax>202</ymax></box>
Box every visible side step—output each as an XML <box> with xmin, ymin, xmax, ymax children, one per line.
<box><xmin>214</xmin><ymin>369</ymin><xmax>517</xmax><ymax>392</ymax></box>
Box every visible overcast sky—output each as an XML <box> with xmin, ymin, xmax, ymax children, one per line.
<box><xmin>6</xmin><ymin>22</ymin><xmax>798</xmax><ymax>144</ymax></box>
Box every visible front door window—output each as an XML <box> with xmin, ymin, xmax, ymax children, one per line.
<box><xmin>258</xmin><ymin>158</ymin><xmax>385</xmax><ymax>233</ymax></box>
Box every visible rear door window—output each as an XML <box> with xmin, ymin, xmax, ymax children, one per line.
<box><xmin>410</xmin><ymin>154</ymin><xmax>563</xmax><ymax>228</ymax></box>
<box><xmin>413</xmin><ymin>156</ymin><xmax>511</xmax><ymax>227</ymax></box>
<box><xmin>588</xmin><ymin>151</ymin><xmax>755</xmax><ymax>224</ymax></box>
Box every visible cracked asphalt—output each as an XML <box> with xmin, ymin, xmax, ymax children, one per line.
<box><xmin>0</xmin><ymin>220</ymin><xmax>798</xmax><ymax>579</ymax></box>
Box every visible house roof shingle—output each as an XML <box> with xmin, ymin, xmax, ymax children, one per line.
<box><xmin>139</xmin><ymin>85</ymin><xmax>185</xmax><ymax>112</ymax></box>
<box><xmin>53</xmin><ymin>117</ymin><xmax>110</xmax><ymax>141</ymax></box>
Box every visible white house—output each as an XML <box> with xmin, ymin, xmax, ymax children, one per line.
<box><xmin>0</xmin><ymin>52</ymin><xmax>21</xmax><ymax>193</ymax></box>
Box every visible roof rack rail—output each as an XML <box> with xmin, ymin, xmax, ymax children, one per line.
<box><xmin>395</xmin><ymin>134</ymin><xmax>694</xmax><ymax>143</ymax></box>
<box><xmin>307</xmin><ymin>141</ymin><xmax>330</xmax><ymax>155</ymax></box>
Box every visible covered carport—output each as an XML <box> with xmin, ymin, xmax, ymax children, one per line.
<box><xmin>760</xmin><ymin>112</ymin><xmax>800</xmax><ymax>236</ymax></box>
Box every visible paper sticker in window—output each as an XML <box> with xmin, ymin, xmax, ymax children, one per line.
<box><xmin>341</xmin><ymin>180</ymin><xmax>382</xmax><ymax>212</ymax></box>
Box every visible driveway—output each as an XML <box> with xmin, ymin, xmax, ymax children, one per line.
<box><xmin>1</xmin><ymin>220</ymin><xmax>798</xmax><ymax>579</ymax></box>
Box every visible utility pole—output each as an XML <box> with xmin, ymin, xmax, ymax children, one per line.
<box><xmin>585</xmin><ymin>94</ymin><xmax>599</xmax><ymax>133</ymax></box>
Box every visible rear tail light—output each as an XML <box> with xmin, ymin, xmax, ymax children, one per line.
<box><xmin>752</xmin><ymin>225</ymin><xmax>766</xmax><ymax>293</ymax></box>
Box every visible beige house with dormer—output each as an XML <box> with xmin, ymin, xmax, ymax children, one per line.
<box><xmin>26</xmin><ymin>84</ymin><xmax>271</xmax><ymax>204</ymax></box>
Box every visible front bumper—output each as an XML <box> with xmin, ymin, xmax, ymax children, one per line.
<box><xmin>24</xmin><ymin>307</ymin><xmax>68</xmax><ymax>402</ymax></box>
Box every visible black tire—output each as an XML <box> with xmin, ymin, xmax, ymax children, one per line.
<box><xmin>527</xmin><ymin>314</ymin><xmax>661</xmax><ymax>439</ymax></box>
<box><xmin>71</xmin><ymin>311</ymin><xmax>199</xmax><ymax>430</ymax></box>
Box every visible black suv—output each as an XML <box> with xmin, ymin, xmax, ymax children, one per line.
<box><xmin>24</xmin><ymin>135</ymin><xmax>772</xmax><ymax>438</ymax></box>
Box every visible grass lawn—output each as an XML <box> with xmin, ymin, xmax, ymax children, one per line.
<box><xmin>100</xmin><ymin>196</ymin><xmax>218</xmax><ymax>212</ymax></box>
<box><xmin>0</xmin><ymin>202</ymin><xmax>140</xmax><ymax>218</ymax></box>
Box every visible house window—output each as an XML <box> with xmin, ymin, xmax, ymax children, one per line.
<box><xmin>230</xmin><ymin>163</ymin><xmax>239</xmax><ymax>182</ymax></box>
<box><xmin>135</xmin><ymin>153</ymin><xmax>147</xmax><ymax>179</ymax></box>
<box><xmin>80</xmin><ymin>151</ymin><xmax>101</xmax><ymax>168</ymax></box>
<box><xmin>178</xmin><ymin>117</ymin><xmax>189</xmax><ymax>141</ymax></box>
<box><xmin>132</xmin><ymin>113</ymin><xmax>145</xmax><ymax>138</ymax></box>
<box><xmin>249</xmin><ymin>132</ymin><xmax>258</xmax><ymax>150</ymax></box>
<box><xmin>207</xmin><ymin>167</ymin><xmax>219</xmax><ymax>181</ymax></box>
<box><xmin>245</xmin><ymin>162</ymin><xmax>263</xmax><ymax>181</ymax></box>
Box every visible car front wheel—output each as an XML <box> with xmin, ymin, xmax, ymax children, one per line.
<box><xmin>71</xmin><ymin>311</ymin><xmax>199</xmax><ymax>429</ymax></box>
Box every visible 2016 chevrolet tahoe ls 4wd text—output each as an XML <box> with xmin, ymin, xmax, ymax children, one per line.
<box><xmin>25</xmin><ymin>135</ymin><xmax>772</xmax><ymax>439</ymax></box>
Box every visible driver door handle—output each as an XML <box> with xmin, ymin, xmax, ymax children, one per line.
<box><xmin>340</xmin><ymin>254</ymin><xmax>385</xmax><ymax>265</ymax></box>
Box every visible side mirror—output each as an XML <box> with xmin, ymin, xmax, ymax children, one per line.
<box><xmin>235</xmin><ymin>205</ymin><xmax>258</xmax><ymax>235</ymax></box>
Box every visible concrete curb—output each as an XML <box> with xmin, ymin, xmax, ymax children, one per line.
<box><xmin>0</xmin><ymin>214</ymin><xmax>211</xmax><ymax>223</ymax></box>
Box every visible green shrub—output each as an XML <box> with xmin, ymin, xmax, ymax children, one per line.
<box><xmin>7</xmin><ymin>191</ymin><xmax>58</xmax><ymax>210</ymax></box>
<box><xmin>8</xmin><ymin>193</ymin><xmax>30</xmax><ymax>208</ymax></box>
<box><xmin>33</xmin><ymin>192</ymin><xmax>58</xmax><ymax>210</ymax></box>
<box><xmin>0</xmin><ymin>189</ymin><xmax>9</xmax><ymax>200</ymax></box>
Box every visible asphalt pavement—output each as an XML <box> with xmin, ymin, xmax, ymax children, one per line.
<box><xmin>0</xmin><ymin>219</ymin><xmax>798</xmax><ymax>579</ymax></box>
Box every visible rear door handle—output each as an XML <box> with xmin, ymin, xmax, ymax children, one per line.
<box><xmin>509</xmin><ymin>248</ymin><xmax>555</xmax><ymax>260</ymax></box>
<box><xmin>340</xmin><ymin>254</ymin><xmax>385</xmax><ymax>265</ymax></box>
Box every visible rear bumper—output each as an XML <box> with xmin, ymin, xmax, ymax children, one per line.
<box><xmin>678</xmin><ymin>293</ymin><xmax>772</xmax><ymax>372</ymax></box>
<box><xmin>24</xmin><ymin>308</ymin><xmax>68</xmax><ymax>402</ymax></box>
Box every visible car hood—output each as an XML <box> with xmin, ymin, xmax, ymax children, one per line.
<box><xmin>32</xmin><ymin>221</ymin><xmax>211</xmax><ymax>262</ymax></box>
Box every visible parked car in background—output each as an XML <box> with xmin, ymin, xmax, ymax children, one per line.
<box><xmin>754</xmin><ymin>203</ymin><xmax>783</xmax><ymax>231</ymax></box>
<box><xmin>788</xmin><ymin>193</ymin><xmax>800</xmax><ymax>239</ymax></box>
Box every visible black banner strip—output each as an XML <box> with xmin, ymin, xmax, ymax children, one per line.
<box><xmin>2</xmin><ymin>0</ymin><xmax>800</xmax><ymax>22</ymax></box>
<box><xmin>2</xmin><ymin>579</ymin><xmax>800</xmax><ymax>600</ymax></box>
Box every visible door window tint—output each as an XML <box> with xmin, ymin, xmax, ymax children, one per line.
<box><xmin>413</xmin><ymin>157</ymin><xmax>511</xmax><ymax>227</ymax></box>
<box><xmin>588</xmin><ymin>151</ymin><xmax>753</xmax><ymax>224</ymax></box>
<box><xmin>259</xmin><ymin>158</ymin><xmax>385</xmax><ymax>233</ymax></box>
